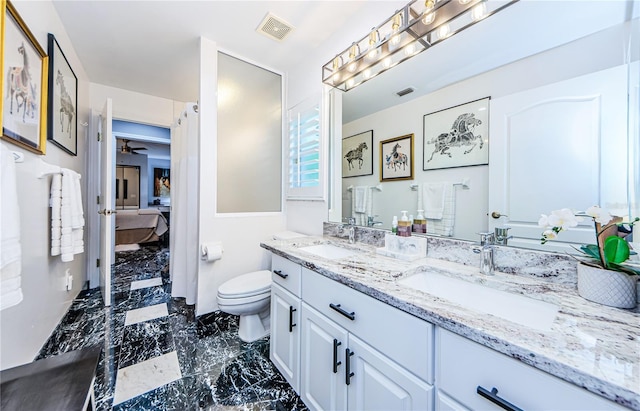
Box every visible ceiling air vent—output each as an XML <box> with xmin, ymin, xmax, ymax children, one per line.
<box><xmin>396</xmin><ymin>87</ymin><xmax>415</xmax><ymax>97</ymax></box>
<box><xmin>257</xmin><ymin>13</ymin><xmax>295</xmax><ymax>42</ymax></box>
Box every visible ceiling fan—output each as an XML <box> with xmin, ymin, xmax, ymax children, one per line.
<box><xmin>120</xmin><ymin>139</ymin><xmax>147</xmax><ymax>154</ymax></box>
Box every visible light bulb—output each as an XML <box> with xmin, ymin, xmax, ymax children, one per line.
<box><xmin>332</xmin><ymin>73</ymin><xmax>341</xmax><ymax>85</ymax></box>
<box><xmin>382</xmin><ymin>57</ymin><xmax>392</xmax><ymax>68</ymax></box>
<box><xmin>471</xmin><ymin>3</ymin><xmax>487</xmax><ymax>21</ymax></box>
<box><xmin>404</xmin><ymin>42</ymin><xmax>416</xmax><ymax>56</ymax></box>
<box><xmin>437</xmin><ymin>24</ymin><xmax>450</xmax><ymax>40</ymax></box>
<box><xmin>389</xmin><ymin>13</ymin><xmax>403</xmax><ymax>49</ymax></box>
<box><xmin>424</xmin><ymin>0</ymin><xmax>435</xmax><ymax>11</ymax></box>
<box><xmin>332</xmin><ymin>56</ymin><xmax>342</xmax><ymax>71</ymax></box>
<box><xmin>346</xmin><ymin>78</ymin><xmax>355</xmax><ymax>89</ymax></box>
<box><xmin>347</xmin><ymin>44</ymin><xmax>359</xmax><ymax>73</ymax></box>
<box><xmin>459</xmin><ymin>0</ymin><xmax>471</xmax><ymax>4</ymax></box>
<box><xmin>363</xmin><ymin>69</ymin><xmax>372</xmax><ymax>79</ymax></box>
<box><xmin>422</xmin><ymin>11</ymin><xmax>436</xmax><ymax>25</ymax></box>
<box><xmin>366</xmin><ymin>29</ymin><xmax>380</xmax><ymax>61</ymax></box>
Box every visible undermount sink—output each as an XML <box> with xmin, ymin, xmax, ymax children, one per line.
<box><xmin>299</xmin><ymin>244</ymin><xmax>357</xmax><ymax>260</ymax></box>
<box><xmin>398</xmin><ymin>272</ymin><xmax>559</xmax><ymax>331</ymax></box>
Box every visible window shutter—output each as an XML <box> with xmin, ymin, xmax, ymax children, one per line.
<box><xmin>287</xmin><ymin>98</ymin><xmax>323</xmax><ymax>199</ymax></box>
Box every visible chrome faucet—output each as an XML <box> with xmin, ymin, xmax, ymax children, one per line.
<box><xmin>494</xmin><ymin>227</ymin><xmax>513</xmax><ymax>246</ymax></box>
<box><xmin>472</xmin><ymin>232</ymin><xmax>495</xmax><ymax>275</ymax></box>
<box><xmin>367</xmin><ymin>215</ymin><xmax>383</xmax><ymax>227</ymax></box>
<box><xmin>340</xmin><ymin>217</ymin><xmax>356</xmax><ymax>244</ymax></box>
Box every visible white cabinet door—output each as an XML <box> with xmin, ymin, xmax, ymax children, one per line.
<box><xmin>270</xmin><ymin>283</ymin><xmax>300</xmax><ymax>393</ymax></box>
<box><xmin>489</xmin><ymin>65</ymin><xmax>628</xmax><ymax>252</ymax></box>
<box><xmin>300</xmin><ymin>303</ymin><xmax>349</xmax><ymax>411</ymax></box>
<box><xmin>348</xmin><ymin>334</ymin><xmax>434</xmax><ymax>411</ymax></box>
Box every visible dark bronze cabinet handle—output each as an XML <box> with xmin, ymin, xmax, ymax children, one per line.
<box><xmin>333</xmin><ymin>339</ymin><xmax>342</xmax><ymax>373</ymax></box>
<box><xmin>273</xmin><ymin>270</ymin><xmax>288</xmax><ymax>279</ymax></box>
<box><xmin>477</xmin><ymin>386</ymin><xmax>523</xmax><ymax>411</ymax></box>
<box><xmin>288</xmin><ymin>306</ymin><xmax>297</xmax><ymax>332</ymax></box>
<box><xmin>329</xmin><ymin>303</ymin><xmax>355</xmax><ymax>321</ymax></box>
<box><xmin>345</xmin><ymin>348</ymin><xmax>355</xmax><ymax>385</ymax></box>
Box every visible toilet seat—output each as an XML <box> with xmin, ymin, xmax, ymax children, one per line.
<box><xmin>217</xmin><ymin>270</ymin><xmax>272</xmax><ymax>299</ymax></box>
<box><xmin>217</xmin><ymin>291</ymin><xmax>270</xmax><ymax>306</ymax></box>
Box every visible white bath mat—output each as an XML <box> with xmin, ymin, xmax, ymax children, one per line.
<box><xmin>114</xmin><ymin>244</ymin><xmax>141</xmax><ymax>252</ymax></box>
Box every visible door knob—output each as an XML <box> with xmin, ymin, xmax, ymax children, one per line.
<box><xmin>491</xmin><ymin>211</ymin><xmax>508</xmax><ymax>219</ymax></box>
<box><xmin>98</xmin><ymin>209</ymin><xmax>117</xmax><ymax>215</ymax></box>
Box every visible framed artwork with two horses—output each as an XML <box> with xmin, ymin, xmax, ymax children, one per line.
<box><xmin>47</xmin><ymin>33</ymin><xmax>77</xmax><ymax>156</ymax></box>
<box><xmin>342</xmin><ymin>130</ymin><xmax>373</xmax><ymax>178</ymax></box>
<box><xmin>1</xmin><ymin>0</ymin><xmax>49</xmax><ymax>155</ymax></box>
<box><xmin>423</xmin><ymin>97</ymin><xmax>490</xmax><ymax>171</ymax></box>
<box><xmin>380</xmin><ymin>133</ymin><xmax>414</xmax><ymax>182</ymax></box>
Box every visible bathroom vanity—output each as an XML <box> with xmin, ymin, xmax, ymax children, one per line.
<box><xmin>262</xmin><ymin>228</ymin><xmax>639</xmax><ymax>411</ymax></box>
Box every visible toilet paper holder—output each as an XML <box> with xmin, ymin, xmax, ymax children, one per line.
<box><xmin>201</xmin><ymin>242</ymin><xmax>224</xmax><ymax>262</ymax></box>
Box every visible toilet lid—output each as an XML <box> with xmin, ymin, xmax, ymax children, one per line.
<box><xmin>218</xmin><ymin>270</ymin><xmax>272</xmax><ymax>298</ymax></box>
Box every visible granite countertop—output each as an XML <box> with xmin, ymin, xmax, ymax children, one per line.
<box><xmin>260</xmin><ymin>236</ymin><xmax>640</xmax><ymax>410</ymax></box>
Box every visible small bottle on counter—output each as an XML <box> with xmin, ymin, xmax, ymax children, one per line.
<box><xmin>409</xmin><ymin>215</ymin><xmax>414</xmax><ymax>231</ymax></box>
<box><xmin>397</xmin><ymin>211</ymin><xmax>412</xmax><ymax>237</ymax></box>
<box><xmin>391</xmin><ymin>216</ymin><xmax>398</xmax><ymax>234</ymax></box>
<box><xmin>413</xmin><ymin>209</ymin><xmax>427</xmax><ymax>233</ymax></box>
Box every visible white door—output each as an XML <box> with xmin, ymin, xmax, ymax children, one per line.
<box><xmin>270</xmin><ymin>283</ymin><xmax>301</xmax><ymax>393</ymax></box>
<box><xmin>99</xmin><ymin>99</ymin><xmax>115</xmax><ymax>306</ymax></box>
<box><xmin>300</xmin><ymin>303</ymin><xmax>349</xmax><ymax>411</ymax></box>
<box><xmin>489</xmin><ymin>65</ymin><xmax>628</xmax><ymax>252</ymax></box>
<box><xmin>347</xmin><ymin>334</ymin><xmax>433</xmax><ymax>411</ymax></box>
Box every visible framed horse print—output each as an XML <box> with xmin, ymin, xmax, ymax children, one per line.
<box><xmin>47</xmin><ymin>33</ymin><xmax>77</xmax><ymax>155</ymax></box>
<box><xmin>380</xmin><ymin>133</ymin><xmax>414</xmax><ymax>182</ymax></box>
<box><xmin>342</xmin><ymin>130</ymin><xmax>373</xmax><ymax>178</ymax></box>
<box><xmin>423</xmin><ymin>97</ymin><xmax>490</xmax><ymax>170</ymax></box>
<box><xmin>1</xmin><ymin>1</ymin><xmax>48</xmax><ymax>155</ymax></box>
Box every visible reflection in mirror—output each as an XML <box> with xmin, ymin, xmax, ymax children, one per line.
<box><xmin>329</xmin><ymin>1</ymin><xmax>639</xmax><ymax>250</ymax></box>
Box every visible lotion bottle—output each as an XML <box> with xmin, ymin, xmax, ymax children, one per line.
<box><xmin>413</xmin><ymin>209</ymin><xmax>427</xmax><ymax>233</ymax></box>
<box><xmin>397</xmin><ymin>211</ymin><xmax>411</xmax><ymax>237</ymax></box>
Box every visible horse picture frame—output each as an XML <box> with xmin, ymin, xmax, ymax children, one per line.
<box><xmin>47</xmin><ymin>33</ymin><xmax>77</xmax><ymax>156</ymax></box>
<box><xmin>423</xmin><ymin>97</ymin><xmax>490</xmax><ymax>171</ymax></box>
<box><xmin>342</xmin><ymin>130</ymin><xmax>373</xmax><ymax>178</ymax></box>
<box><xmin>1</xmin><ymin>1</ymin><xmax>48</xmax><ymax>155</ymax></box>
<box><xmin>380</xmin><ymin>133</ymin><xmax>414</xmax><ymax>182</ymax></box>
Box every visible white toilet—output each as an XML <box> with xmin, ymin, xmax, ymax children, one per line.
<box><xmin>217</xmin><ymin>231</ymin><xmax>307</xmax><ymax>342</ymax></box>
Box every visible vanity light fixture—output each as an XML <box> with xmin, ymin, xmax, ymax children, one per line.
<box><xmin>322</xmin><ymin>0</ymin><xmax>519</xmax><ymax>91</ymax></box>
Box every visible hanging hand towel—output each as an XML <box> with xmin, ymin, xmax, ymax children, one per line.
<box><xmin>423</xmin><ymin>183</ymin><xmax>445</xmax><ymax>219</ymax></box>
<box><xmin>0</xmin><ymin>145</ymin><xmax>23</xmax><ymax>310</ymax></box>
<box><xmin>426</xmin><ymin>183</ymin><xmax>456</xmax><ymax>237</ymax></box>
<box><xmin>354</xmin><ymin>186</ymin><xmax>367</xmax><ymax>213</ymax></box>
<box><xmin>58</xmin><ymin>168</ymin><xmax>84</xmax><ymax>262</ymax></box>
<box><xmin>50</xmin><ymin>173</ymin><xmax>62</xmax><ymax>256</ymax></box>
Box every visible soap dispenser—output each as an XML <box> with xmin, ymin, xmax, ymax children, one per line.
<box><xmin>397</xmin><ymin>211</ymin><xmax>412</xmax><ymax>237</ymax></box>
<box><xmin>413</xmin><ymin>210</ymin><xmax>426</xmax><ymax>233</ymax></box>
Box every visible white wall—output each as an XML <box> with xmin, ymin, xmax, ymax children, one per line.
<box><xmin>196</xmin><ymin>38</ymin><xmax>286</xmax><ymax>315</ymax></box>
<box><xmin>0</xmin><ymin>0</ymin><xmax>90</xmax><ymax>370</ymax></box>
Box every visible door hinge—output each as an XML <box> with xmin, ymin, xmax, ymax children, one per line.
<box><xmin>97</xmin><ymin>131</ymin><xmax>102</xmax><ymax>141</ymax></box>
<box><xmin>96</xmin><ymin>259</ymin><xmax>100</xmax><ymax>268</ymax></box>
<box><xmin>97</xmin><ymin>195</ymin><xmax>101</xmax><ymax>205</ymax></box>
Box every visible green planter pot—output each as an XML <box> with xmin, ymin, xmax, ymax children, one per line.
<box><xmin>577</xmin><ymin>263</ymin><xmax>638</xmax><ymax>309</ymax></box>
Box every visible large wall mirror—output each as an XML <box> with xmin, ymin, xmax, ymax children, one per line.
<box><xmin>328</xmin><ymin>1</ymin><xmax>639</xmax><ymax>252</ymax></box>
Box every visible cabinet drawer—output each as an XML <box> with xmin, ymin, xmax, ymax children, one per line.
<box><xmin>272</xmin><ymin>254</ymin><xmax>301</xmax><ymax>297</ymax></box>
<box><xmin>302</xmin><ymin>268</ymin><xmax>434</xmax><ymax>383</ymax></box>
<box><xmin>437</xmin><ymin>328</ymin><xmax>626</xmax><ymax>411</ymax></box>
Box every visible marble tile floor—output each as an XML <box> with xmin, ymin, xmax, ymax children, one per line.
<box><xmin>36</xmin><ymin>245</ymin><xmax>308</xmax><ymax>411</ymax></box>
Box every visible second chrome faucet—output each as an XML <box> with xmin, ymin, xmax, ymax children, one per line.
<box><xmin>472</xmin><ymin>232</ymin><xmax>495</xmax><ymax>275</ymax></box>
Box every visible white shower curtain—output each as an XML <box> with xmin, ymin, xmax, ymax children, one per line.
<box><xmin>170</xmin><ymin>103</ymin><xmax>199</xmax><ymax>305</ymax></box>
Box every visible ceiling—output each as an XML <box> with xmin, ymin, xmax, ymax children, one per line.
<box><xmin>52</xmin><ymin>0</ymin><xmax>406</xmax><ymax>103</ymax></box>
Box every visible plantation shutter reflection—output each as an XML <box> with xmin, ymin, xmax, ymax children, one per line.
<box><xmin>288</xmin><ymin>100</ymin><xmax>322</xmax><ymax>199</ymax></box>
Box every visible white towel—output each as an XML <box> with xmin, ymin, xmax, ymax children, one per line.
<box><xmin>354</xmin><ymin>186</ymin><xmax>367</xmax><ymax>213</ymax></box>
<box><xmin>1</xmin><ymin>144</ymin><xmax>23</xmax><ymax>310</ymax></box>
<box><xmin>52</xmin><ymin>168</ymin><xmax>84</xmax><ymax>262</ymax></box>
<box><xmin>425</xmin><ymin>183</ymin><xmax>456</xmax><ymax>237</ymax></box>
<box><xmin>423</xmin><ymin>183</ymin><xmax>445</xmax><ymax>219</ymax></box>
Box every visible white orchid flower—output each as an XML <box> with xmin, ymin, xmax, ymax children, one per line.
<box><xmin>538</xmin><ymin>214</ymin><xmax>550</xmax><ymax>228</ymax></box>
<box><xmin>542</xmin><ymin>230</ymin><xmax>557</xmax><ymax>240</ymax></box>
<box><xmin>586</xmin><ymin>205</ymin><xmax>613</xmax><ymax>225</ymax></box>
<box><xmin>548</xmin><ymin>208</ymin><xmax>582</xmax><ymax>230</ymax></box>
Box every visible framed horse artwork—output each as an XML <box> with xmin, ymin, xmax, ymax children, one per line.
<box><xmin>47</xmin><ymin>33</ymin><xmax>77</xmax><ymax>156</ymax></box>
<box><xmin>380</xmin><ymin>134</ymin><xmax>414</xmax><ymax>182</ymax></box>
<box><xmin>423</xmin><ymin>97</ymin><xmax>490</xmax><ymax>171</ymax></box>
<box><xmin>1</xmin><ymin>1</ymin><xmax>49</xmax><ymax>155</ymax></box>
<box><xmin>342</xmin><ymin>130</ymin><xmax>373</xmax><ymax>178</ymax></box>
